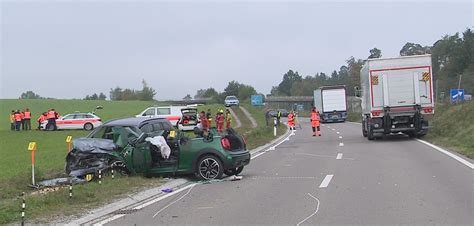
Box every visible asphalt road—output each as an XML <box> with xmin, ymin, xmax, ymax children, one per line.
<box><xmin>105</xmin><ymin>121</ymin><xmax>473</xmax><ymax>225</ymax></box>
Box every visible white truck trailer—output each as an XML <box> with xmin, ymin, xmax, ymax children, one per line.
<box><xmin>359</xmin><ymin>55</ymin><xmax>434</xmax><ymax>140</ymax></box>
<box><xmin>313</xmin><ymin>85</ymin><xmax>348</xmax><ymax>122</ymax></box>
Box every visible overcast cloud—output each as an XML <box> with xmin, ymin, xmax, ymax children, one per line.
<box><xmin>1</xmin><ymin>0</ymin><xmax>472</xmax><ymax>100</ymax></box>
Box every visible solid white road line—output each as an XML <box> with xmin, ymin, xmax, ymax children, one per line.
<box><xmin>339</xmin><ymin>142</ymin><xmax>344</xmax><ymax>147</ymax></box>
<box><xmin>416</xmin><ymin>139</ymin><xmax>474</xmax><ymax>169</ymax></box>
<box><xmin>152</xmin><ymin>184</ymin><xmax>196</xmax><ymax>218</ymax></box>
<box><xmin>319</xmin><ymin>175</ymin><xmax>334</xmax><ymax>188</ymax></box>
<box><xmin>336</xmin><ymin>153</ymin><xmax>343</xmax><ymax>160</ymax></box>
<box><xmin>296</xmin><ymin>193</ymin><xmax>321</xmax><ymax>226</ymax></box>
<box><xmin>93</xmin><ymin>214</ymin><xmax>126</xmax><ymax>226</ymax></box>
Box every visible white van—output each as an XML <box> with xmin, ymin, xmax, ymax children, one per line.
<box><xmin>136</xmin><ymin>106</ymin><xmax>185</xmax><ymax>125</ymax></box>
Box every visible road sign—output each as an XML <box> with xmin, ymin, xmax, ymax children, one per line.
<box><xmin>251</xmin><ymin>95</ymin><xmax>264</xmax><ymax>106</ymax></box>
<box><xmin>450</xmin><ymin>89</ymin><xmax>465</xmax><ymax>103</ymax></box>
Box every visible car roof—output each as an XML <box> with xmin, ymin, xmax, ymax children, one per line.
<box><xmin>104</xmin><ymin>117</ymin><xmax>168</xmax><ymax>127</ymax></box>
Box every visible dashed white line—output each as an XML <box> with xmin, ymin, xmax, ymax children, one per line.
<box><xmin>339</xmin><ymin>142</ymin><xmax>344</xmax><ymax>147</ymax></box>
<box><xmin>296</xmin><ymin>193</ymin><xmax>321</xmax><ymax>226</ymax></box>
<box><xmin>332</xmin><ymin>128</ymin><xmax>336</xmax><ymax>131</ymax></box>
<box><xmin>319</xmin><ymin>174</ymin><xmax>334</xmax><ymax>188</ymax></box>
<box><xmin>336</xmin><ymin>153</ymin><xmax>343</xmax><ymax>160</ymax></box>
<box><xmin>336</xmin><ymin>132</ymin><xmax>340</xmax><ymax>134</ymax></box>
<box><xmin>339</xmin><ymin>136</ymin><xmax>343</xmax><ymax>139</ymax></box>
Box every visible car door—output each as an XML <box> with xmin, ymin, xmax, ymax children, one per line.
<box><xmin>59</xmin><ymin>114</ymin><xmax>75</xmax><ymax>129</ymax></box>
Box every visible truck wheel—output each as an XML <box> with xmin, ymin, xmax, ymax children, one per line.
<box><xmin>362</xmin><ymin>120</ymin><xmax>368</xmax><ymax>137</ymax></box>
<box><xmin>367</xmin><ymin>126</ymin><xmax>375</xmax><ymax>140</ymax></box>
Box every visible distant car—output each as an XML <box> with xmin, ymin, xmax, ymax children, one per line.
<box><xmin>266</xmin><ymin>109</ymin><xmax>289</xmax><ymax>118</ymax></box>
<box><xmin>136</xmin><ymin>106</ymin><xmax>186</xmax><ymax>125</ymax></box>
<box><xmin>177</xmin><ymin>107</ymin><xmax>200</xmax><ymax>131</ymax></box>
<box><xmin>66</xmin><ymin>117</ymin><xmax>250</xmax><ymax>180</ymax></box>
<box><xmin>224</xmin><ymin>96</ymin><xmax>240</xmax><ymax>107</ymax></box>
<box><xmin>278</xmin><ymin>109</ymin><xmax>289</xmax><ymax>117</ymax></box>
<box><xmin>41</xmin><ymin>112</ymin><xmax>102</xmax><ymax>131</ymax></box>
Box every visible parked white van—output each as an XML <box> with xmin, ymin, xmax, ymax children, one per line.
<box><xmin>136</xmin><ymin>106</ymin><xmax>185</xmax><ymax>125</ymax></box>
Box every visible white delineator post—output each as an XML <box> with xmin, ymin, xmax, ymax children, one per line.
<box><xmin>274</xmin><ymin>118</ymin><xmax>277</xmax><ymax>137</ymax></box>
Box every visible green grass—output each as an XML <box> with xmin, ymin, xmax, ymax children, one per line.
<box><xmin>424</xmin><ymin>102</ymin><xmax>474</xmax><ymax>159</ymax></box>
<box><xmin>0</xmin><ymin>99</ymin><xmax>286</xmax><ymax>224</ymax></box>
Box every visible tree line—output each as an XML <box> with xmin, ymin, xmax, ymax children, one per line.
<box><xmin>191</xmin><ymin>80</ymin><xmax>259</xmax><ymax>103</ymax></box>
<box><xmin>271</xmin><ymin>28</ymin><xmax>473</xmax><ymax>100</ymax></box>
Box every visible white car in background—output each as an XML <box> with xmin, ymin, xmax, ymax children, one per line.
<box><xmin>41</xmin><ymin>112</ymin><xmax>102</xmax><ymax>131</ymax></box>
<box><xmin>224</xmin><ymin>96</ymin><xmax>240</xmax><ymax>107</ymax></box>
<box><xmin>136</xmin><ymin>106</ymin><xmax>185</xmax><ymax>126</ymax></box>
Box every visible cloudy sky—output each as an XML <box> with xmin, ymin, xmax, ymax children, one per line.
<box><xmin>1</xmin><ymin>0</ymin><xmax>472</xmax><ymax>100</ymax></box>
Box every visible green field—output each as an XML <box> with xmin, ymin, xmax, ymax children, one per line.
<box><xmin>0</xmin><ymin>99</ymin><xmax>284</xmax><ymax>224</ymax></box>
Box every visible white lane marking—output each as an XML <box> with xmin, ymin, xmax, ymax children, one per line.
<box><xmin>416</xmin><ymin>139</ymin><xmax>474</xmax><ymax>169</ymax></box>
<box><xmin>336</xmin><ymin>132</ymin><xmax>340</xmax><ymax>134</ymax></box>
<box><xmin>152</xmin><ymin>184</ymin><xmax>196</xmax><ymax>218</ymax></box>
<box><xmin>336</xmin><ymin>153</ymin><xmax>343</xmax><ymax>160</ymax></box>
<box><xmin>132</xmin><ymin>183</ymin><xmax>196</xmax><ymax>210</ymax></box>
<box><xmin>339</xmin><ymin>142</ymin><xmax>344</xmax><ymax>147</ymax></box>
<box><xmin>251</xmin><ymin>152</ymin><xmax>266</xmax><ymax>159</ymax></box>
<box><xmin>339</xmin><ymin>136</ymin><xmax>343</xmax><ymax>139</ymax></box>
<box><xmin>296</xmin><ymin>193</ymin><xmax>321</xmax><ymax>226</ymax></box>
<box><xmin>319</xmin><ymin>174</ymin><xmax>334</xmax><ymax>188</ymax></box>
<box><xmin>196</xmin><ymin>206</ymin><xmax>214</xmax><ymax>210</ymax></box>
<box><xmin>332</xmin><ymin>128</ymin><xmax>336</xmax><ymax>131</ymax></box>
<box><xmin>295</xmin><ymin>153</ymin><xmax>337</xmax><ymax>159</ymax></box>
<box><xmin>93</xmin><ymin>214</ymin><xmax>126</xmax><ymax>226</ymax></box>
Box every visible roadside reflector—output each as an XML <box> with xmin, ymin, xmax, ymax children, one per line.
<box><xmin>169</xmin><ymin>131</ymin><xmax>176</xmax><ymax>138</ymax></box>
<box><xmin>86</xmin><ymin>174</ymin><xmax>93</xmax><ymax>182</ymax></box>
<box><xmin>66</xmin><ymin>136</ymin><xmax>72</xmax><ymax>143</ymax></box>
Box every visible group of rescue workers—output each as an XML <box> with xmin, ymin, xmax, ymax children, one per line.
<box><xmin>199</xmin><ymin>108</ymin><xmax>232</xmax><ymax>133</ymax></box>
<box><xmin>279</xmin><ymin>107</ymin><xmax>322</xmax><ymax>137</ymax></box>
<box><xmin>9</xmin><ymin>108</ymin><xmax>61</xmax><ymax>131</ymax></box>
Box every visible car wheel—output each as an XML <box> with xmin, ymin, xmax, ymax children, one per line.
<box><xmin>224</xmin><ymin>166</ymin><xmax>244</xmax><ymax>176</ymax></box>
<box><xmin>84</xmin><ymin>123</ymin><xmax>94</xmax><ymax>131</ymax></box>
<box><xmin>46</xmin><ymin>123</ymin><xmax>55</xmax><ymax>131</ymax></box>
<box><xmin>196</xmin><ymin>155</ymin><xmax>223</xmax><ymax>180</ymax></box>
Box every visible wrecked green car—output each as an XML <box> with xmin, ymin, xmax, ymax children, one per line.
<box><xmin>65</xmin><ymin>117</ymin><xmax>250</xmax><ymax>180</ymax></box>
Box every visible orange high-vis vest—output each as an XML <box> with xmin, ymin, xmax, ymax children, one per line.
<box><xmin>288</xmin><ymin>113</ymin><xmax>294</xmax><ymax>122</ymax></box>
<box><xmin>311</xmin><ymin>111</ymin><xmax>320</xmax><ymax>127</ymax></box>
<box><xmin>47</xmin><ymin>111</ymin><xmax>56</xmax><ymax>119</ymax></box>
<box><xmin>38</xmin><ymin>115</ymin><xmax>46</xmax><ymax>122</ymax></box>
<box><xmin>14</xmin><ymin>113</ymin><xmax>22</xmax><ymax>122</ymax></box>
<box><xmin>24</xmin><ymin>111</ymin><xmax>31</xmax><ymax>119</ymax></box>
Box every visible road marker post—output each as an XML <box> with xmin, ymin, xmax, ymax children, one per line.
<box><xmin>21</xmin><ymin>192</ymin><xmax>25</xmax><ymax>226</ymax></box>
<box><xmin>98</xmin><ymin>170</ymin><xmax>102</xmax><ymax>185</ymax></box>
<box><xmin>273</xmin><ymin>118</ymin><xmax>277</xmax><ymax>137</ymax></box>
<box><xmin>66</xmin><ymin>136</ymin><xmax>72</xmax><ymax>152</ymax></box>
<box><xmin>27</xmin><ymin>142</ymin><xmax>37</xmax><ymax>186</ymax></box>
<box><xmin>69</xmin><ymin>181</ymin><xmax>73</xmax><ymax>199</ymax></box>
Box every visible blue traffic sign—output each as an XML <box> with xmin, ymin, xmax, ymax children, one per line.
<box><xmin>251</xmin><ymin>95</ymin><xmax>264</xmax><ymax>106</ymax></box>
<box><xmin>450</xmin><ymin>89</ymin><xmax>465</xmax><ymax>102</ymax></box>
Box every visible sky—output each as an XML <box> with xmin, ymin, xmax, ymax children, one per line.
<box><xmin>0</xmin><ymin>0</ymin><xmax>472</xmax><ymax>100</ymax></box>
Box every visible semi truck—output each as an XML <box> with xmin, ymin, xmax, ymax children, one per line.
<box><xmin>358</xmin><ymin>55</ymin><xmax>434</xmax><ymax>140</ymax></box>
<box><xmin>313</xmin><ymin>85</ymin><xmax>348</xmax><ymax>122</ymax></box>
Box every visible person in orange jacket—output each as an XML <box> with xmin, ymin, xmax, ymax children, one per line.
<box><xmin>37</xmin><ymin>112</ymin><xmax>47</xmax><ymax>130</ymax></box>
<box><xmin>199</xmin><ymin>111</ymin><xmax>209</xmax><ymax>132</ymax></box>
<box><xmin>216</xmin><ymin>110</ymin><xmax>225</xmax><ymax>133</ymax></box>
<box><xmin>225</xmin><ymin>109</ymin><xmax>232</xmax><ymax>129</ymax></box>
<box><xmin>14</xmin><ymin>110</ymin><xmax>22</xmax><ymax>131</ymax></box>
<box><xmin>310</xmin><ymin>107</ymin><xmax>321</xmax><ymax>136</ymax></box>
<box><xmin>46</xmin><ymin>109</ymin><xmax>58</xmax><ymax>131</ymax></box>
<box><xmin>287</xmin><ymin>111</ymin><xmax>295</xmax><ymax>130</ymax></box>
<box><xmin>23</xmin><ymin>108</ymin><xmax>32</xmax><ymax>130</ymax></box>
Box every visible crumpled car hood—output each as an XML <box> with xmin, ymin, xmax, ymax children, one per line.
<box><xmin>66</xmin><ymin>138</ymin><xmax>119</xmax><ymax>178</ymax></box>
